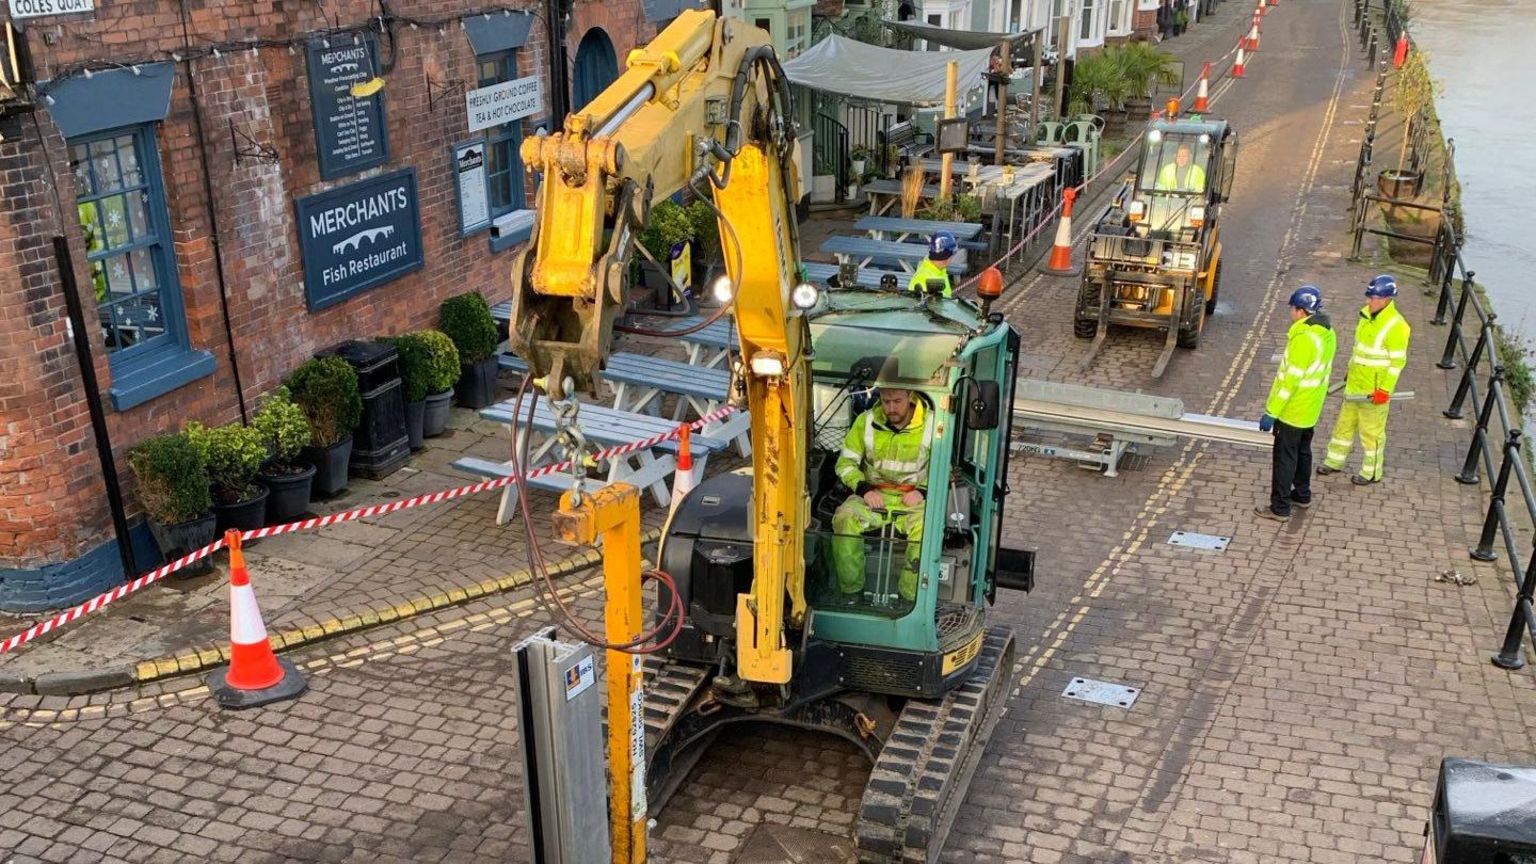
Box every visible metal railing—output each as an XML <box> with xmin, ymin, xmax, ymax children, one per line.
<box><xmin>1350</xmin><ymin>0</ymin><xmax>1536</xmax><ymax>671</ymax></box>
<box><xmin>812</xmin><ymin>112</ymin><xmax>851</xmax><ymax>202</ymax></box>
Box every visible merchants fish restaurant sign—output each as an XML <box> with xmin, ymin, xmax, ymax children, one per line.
<box><xmin>295</xmin><ymin>169</ymin><xmax>424</xmax><ymax>311</ymax></box>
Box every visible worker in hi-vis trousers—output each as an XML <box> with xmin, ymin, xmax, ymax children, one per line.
<box><xmin>1318</xmin><ymin>274</ymin><xmax>1411</xmax><ymax>486</ymax></box>
<box><xmin>832</xmin><ymin>386</ymin><xmax>934</xmax><ymax>603</ymax></box>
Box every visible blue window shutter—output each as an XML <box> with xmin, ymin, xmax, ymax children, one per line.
<box><xmin>42</xmin><ymin>63</ymin><xmax>175</xmax><ymax>140</ymax></box>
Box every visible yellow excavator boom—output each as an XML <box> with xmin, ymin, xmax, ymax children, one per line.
<box><xmin>509</xmin><ymin>10</ymin><xmax>808</xmax><ymax>684</ymax></box>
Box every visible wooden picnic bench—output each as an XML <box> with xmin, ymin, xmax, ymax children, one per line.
<box><xmin>599</xmin><ymin>352</ymin><xmax>750</xmax><ymax>455</ymax></box>
<box><xmin>801</xmin><ymin>262</ymin><xmax>896</xmax><ymax>289</ymax></box>
<box><xmin>819</xmin><ymin>236</ymin><xmax>968</xmax><ymax>274</ymax></box>
<box><xmin>852</xmin><ymin>216</ymin><xmax>984</xmax><ymax>243</ymax></box>
<box><xmin>454</xmin><ymin>399</ymin><xmax>733</xmax><ymax>525</ymax></box>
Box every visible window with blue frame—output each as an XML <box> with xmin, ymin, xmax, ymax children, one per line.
<box><xmin>69</xmin><ymin>126</ymin><xmax>212</xmax><ymax>409</ymax></box>
<box><xmin>477</xmin><ymin>51</ymin><xmax>526</xmax><ymax>216</ymax></box>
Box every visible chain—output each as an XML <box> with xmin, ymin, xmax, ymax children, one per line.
<box><xmin>549</xmin><ymin>378</ymin><xmax>593</xmax><ymax>505</ymax></box>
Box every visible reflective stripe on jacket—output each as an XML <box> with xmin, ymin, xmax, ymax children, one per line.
<box><xmin>907</xmin><ymin>258</ymin><xmax>953</xmax><ymax>298</ymax></box>
<box><xmin>835</xmin><ymin>400</ymin><xmax>935</xmax><ymax>491</ymax></box>
<box><xmin>1344</xmin><ymin>301</ymin><xmax>1411</xmax><ymax>396</ymax></box>
<box><xmin>1266</xmin><ymin>313</ymin><xmax>1337</xmax><ymax>428</ymax></box>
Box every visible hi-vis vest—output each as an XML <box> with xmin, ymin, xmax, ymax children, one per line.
<box><xmin>1154</xmin><ymin>161</ymin><xmax>1207</xmax><ymax>192</ymax></box>
<box><xmin>1265</xmin><ymin>315</ymin><xmax>1337</xmax><ymax>428</ymax></box>
<box><xmin>907</xmin><ymin>258</ymin><xmax>953</xmax><ymax>298</ymax></box>
<box><xmin>1344</xmin><ymin>301</ymin><xmax>1411</xmax><ymax>396</ymax></box>
<box><xmin>836</xmin><ymin>400</ymin><xmax>936</xmax><ymax>490</ymax></box>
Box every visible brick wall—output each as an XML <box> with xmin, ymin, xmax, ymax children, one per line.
<box><xmin>0</xmin><ymin>0</ymin><xmax>561</xmax><ymax>606</ymax></box>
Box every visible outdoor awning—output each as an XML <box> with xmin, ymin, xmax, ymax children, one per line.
<box><xmin>883</xmin><ymin>21</ymin><xmax>1043</xmax><ymax>53</ymax></box>
<box><xmin>781</xmin><ymin>36</ymin><xmax>994</xmax><ymax>106</ymax></box>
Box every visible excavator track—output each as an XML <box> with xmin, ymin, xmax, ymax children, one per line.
<box><xmin>641</xmin><ymin>656</ymin><xmax>713</xmax><ymax>814</ymax></box>
<box><xmin>854</xmin><ymin>626</ymin><xmax>1016</xmax><ymax>864</ymax></box>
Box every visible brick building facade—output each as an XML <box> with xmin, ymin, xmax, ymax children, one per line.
<box><xmin>0</xmin><ymin>0</ymin><xmax>674</xmax><ymax>611</ymax></box>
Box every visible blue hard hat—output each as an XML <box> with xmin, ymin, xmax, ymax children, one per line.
<box><xmin>1288</xmin><ymin>285</ymin><xmax>1323</xmax><ymax>313</ymax></box>
<box><xmin>1366</xmin><ymin>273</ymin><xmax>1398</xmax><ymax>298</ymax></box>
<box><xmin>929</xmin><ymin>231</ymin><xmax>958</xmax><ymax>260</ymax></box>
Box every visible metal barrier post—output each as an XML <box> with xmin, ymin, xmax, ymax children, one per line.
<box><xmin>1437</xmin><ymin>278</ymin><xmax>1476</xmax><ymax>370</ymax></box>
<box><xmin>1470</xmin><ymin>429</ymin><xmax>1518</xmax><ymax>561</ymax></box>
<box><xmin>1492</xmin><ymin>546</ymin><xmax>1536</xmax><ymax>670</ymax></box>
<box><xmin>1454</xmin><ymin>366</ymin><xmax>1501</xmax><ymax>484</ymax></box>
<box><xmin>1444</xmin><ymin>321</ymin><xmax>1491</xmax><ymax>419</ymax></box>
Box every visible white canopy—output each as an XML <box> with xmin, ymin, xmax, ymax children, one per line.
<box><xmin>781</xmin><ymin>36</ymin><xmax>994</xmax><ymax>107</ymax></box>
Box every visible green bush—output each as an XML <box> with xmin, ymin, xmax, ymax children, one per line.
<box><xmin>417</xmin><ymin>330</ymin><xmax>461</xmax><ymax>394</ymax></box>
<box><xmin>185</xmin><ymin>421</ymin><xmax>268</xmax><ymax>504</ymax></box>
<box><xmin>1111</xmin><ymin>42</ymin><xmax>1180</xmax><ymax>101</ymax></box>
<box><xmin>638</xmin><ymin>199</ymin><xmax>696</xmax><ymax>263</ymax></box>
<box><xmin>128</xmin><ymin>432</ymin><xmax>211</xmax><ymax>524</ymax></box>
<box><xmin>253</xmin><ymin>386</ymin><xmax>312</xmax><ymax>471</ymax></box>
<box><xmin>384</xmin><ymin>335</ymin><xmax>429</xmax><ymax>404</ymax></box>
<box><xmin>686</xmin><ymin>200</ymin><xmax>723</xmax><ymax>269</ymax></box>
<box><xmin>920</xmin><ymin>193</ymin><xmax>984</xmax><ymax>223</ymax></box>
<box><xmin>286</xmin><ymin>357</ymin><xmax>363</xmax><ymax>448</ymax></box>
<box><xmin>439</xmin><ymin>291</ymin><xmax>499</xmax><ymax>364</ymax></box>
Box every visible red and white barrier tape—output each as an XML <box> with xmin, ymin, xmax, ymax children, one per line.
<box><xmin>0</xmin><ymin>405</ymin><xmax>738</xmax><ymax>656</ymax></box>
<box><xmin>957</xmin><ymin>21</ymin><xmax>1251</xmax><ymax>290</ymax></box>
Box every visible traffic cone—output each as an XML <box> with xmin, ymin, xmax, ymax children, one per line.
<box><xmin>1268</xmin><ymin>0</ymin><xmax>1277</xmax><ymax>9</ymax></box>
<box><xmin>1232</xmin><ymin>44</ymin><xmax>1247</xmax><ymax>78</ymax></box>
<box><xmin>1393</xmin><ymin>33</ymin><xmax>1409</xmax><ymax>68</ymax></box>
<box><xmin>206</xmin><ymin>530</ymin><xmax>307</xmax><ymax>710</ymax></box>
<box><xmin>668</xmin><ymin>423</ymin><xmax>698</xmax><ymax>517</ymax></box>
<box><xmin>1247</xmin><ymin>18</ymin><xmax>1261</xmax><ymax>50</ymax></box>
<box><xmin>1193</xmin><ymin>63</ymin><xmax>1210</xmax><ymax>113</ymax></box>
<box><xmin>1040</xmin><ymin>187</ymin><xmax>1080</xmax><ymax>277</ymax></box>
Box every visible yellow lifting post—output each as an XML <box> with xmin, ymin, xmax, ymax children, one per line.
<box><xmin>553</xmin><ymin>482</ymin><xmax>647</xmax><ymax>864</ymax></box>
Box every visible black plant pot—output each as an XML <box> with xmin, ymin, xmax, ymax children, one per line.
<box><xmin>303</xmin><ymin>436</ymin><xmax>354</xmax><ymax>498</ymax></box>
<box><xmin>147</xmin><ymin>512</ymin><xmax>217</xmax><ymax>578</ymax></box>
<box><xmin>213</xmin><ymin>483</ymin><xmax>270</xmax><ymax>535</ymax></box>
<box><xmin>423</xmin><ymin>389</ymin><xmax>453</xmax><ymax>437</ymax></box>
<box><xmin>455</xmin><ymin>356</ymin><xmax>499</xmax><ymax>409</ymax></box>
<box><xmin>404</xmin><ymin>400</ymin><xmax>426</xmax><ymax>451</ymax></box>
<box><xmin>260</xmin><ymin>463</ymin><xmax>315</xmax><ymax>525</ymax></box>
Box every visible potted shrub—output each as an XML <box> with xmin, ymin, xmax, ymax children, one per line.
<box><xmin>418</xmin><ymin>330</ymin><xmax>460</xmax><ymax>437</ymax></box>
<box><xmin>253</xmin><ymin>387</ymin><xmax>314</xmax><ymax>524</ymax></box>
<box><xmin>636</xmin><ymin>199</ymin><xmax>696</xmax><ymax>302</ymax></box>
<box><xmin>686</xmin><ymin>199</ymin><xmax>723</xmax><ymax>291</ymax></box>
<box><xmin>440</xmin><ymin>291</ymin><xmax>501</xmax><ymax>409</ymax></box>
<box><xmin>850</xmin><ymin>145</ymin><xmax>872</xmax><ymax>179</ymax></box>
<box><xmin>1115</xmin><ymin>42</ymin><xmax>1180</xmax><ymax>120</ymax></box>
<box><xmin>1068</xmin><ymin>50</ymin><xmax>1128</xmax><ymax>133</ymax></box>
<box><xmin>1379</xmin><ymin>50</ymin><xmax>1437</xmax><ymax>200</ymax></box>
<box><xmin>186</xmin><ymin>421</ymin><xmax>270</xmax><ymax>534</ymax></box>
<box><xmin>385</xmin><ymin>334</ymin><xmax>430</xmax><ymax>450</ymax></box>
<box><xmin>127</xmin><ymin>432</ymin><xmax>215</xmax><ymax>577</ymax></box>
<box><xmin>287</xmin><ymin>356</ymin><xmax>362</xmax><ymax>497</ymax></box>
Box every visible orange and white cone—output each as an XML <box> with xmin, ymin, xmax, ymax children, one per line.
<box><xmin>207</xmin><ymin>531</ymin><xmax>307</xmax><ymax>709</ymax></box>
<box><xmin>1193</xmin><ymin>63</ymin><xmax>1210</xmax><ymax>112</ymax></box>
<box><xmin>1040</xmin><ymin>186</ymin><xmax>1080</xmax><ymax>277</ymax></box>
<box><xmin>668</xmin><ymin>423</ymin><xmax>698</xmax><ymax>517</ymax></box>
<box><xmin>1232</xmin><ymin>45</ymin><xmax>1247</xmax><ymax>78</ymax></box>
<box><xmin>1247</xmin><ymin>18</ymin><xmax>1261</xmax><ymax>51</ymax></box>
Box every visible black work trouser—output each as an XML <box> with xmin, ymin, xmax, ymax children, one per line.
<box><xmin>1270</xmin><ymin>420</ymin><xmax>1314</xmax><ymax>516</ymax></box>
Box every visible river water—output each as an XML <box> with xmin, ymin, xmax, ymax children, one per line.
<box><xmin>1408</xmin><ymin>1</ymin><xmax>1536</xmax><ymax>337</ymax></box>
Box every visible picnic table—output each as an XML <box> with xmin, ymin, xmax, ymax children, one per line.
<box><xmin>819</xmin><ymin>236</ymin><xmax>968</xmax><ymax>275</ymax></box>
<box><xmin>861</xmin><ymin>179</ymin><xmax>949</xmax><ymax>217</ymax></box>
<box><xmin>801</xmin><ymin>262</ymin><xmax>896</xmax><ymax>289</ymax></box>
<box><xmin>455</xmin><ymin>399</ymin><xmax>733</xmax><ymax>524</ymax></box>
<box><xmin>852</xmin><ymin>216</ymin><xmax>984</xmax><ymax>245</ymax></box>
<box><xmin>600</xmin><ymin>352</ymin><xmax>750</xmax><ymax>456</ymax></box>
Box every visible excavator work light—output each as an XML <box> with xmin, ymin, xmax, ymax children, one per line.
<box><xmin>790</xmin><ymin>282</ymin><xmax>820</xmax><ymax>310</ymax></box>
<box><xmin>711</xmin><ymin>275</ymin><xmax>734</xmax><ymax>305</ymax></box>
<box><xmin>749</xmin><ymin>353</ymin><xmax>785</xmax><ymax>377</ymax></box>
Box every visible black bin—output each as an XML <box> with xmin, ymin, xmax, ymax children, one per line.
<box><xmin>1424</xmin><ymin>757</ymin><xmax>1536</xmax><ymax>863</ymax></box>
<box><xmin>317</xmin><ymin>340</ymin><xmax>410</xmax><ymax>480</ymax></box>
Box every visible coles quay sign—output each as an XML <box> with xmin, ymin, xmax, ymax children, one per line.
<box><xmin>8</xmin><ymin>0</ymin><xmax>94</xmax><ymax>18</ymax></box>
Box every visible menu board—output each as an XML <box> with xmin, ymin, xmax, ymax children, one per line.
<box><xmin>306</xmin><ymin>34</ymin><xmax>390</xmax><ymax>180</ymax></box>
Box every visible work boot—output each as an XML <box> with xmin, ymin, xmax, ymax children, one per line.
<box><xmin>1316</xmin><ymin>464</ymin><xmax>1340</xmax><ymax>476</ymax></box>
<box><xmin>1351</xmin><ymin>475</ymin><xmax>1379</xmax><ymax>486</ymax></box>
<box><xmin>1254</xmin><ymin>505</ymin><xmax>1288</xmax><ymax>522</ymax></box>
<box><xmin>1290</xmin><ymin>495</ymin><xmax>1313</xmax><ymax>509</ymax></box>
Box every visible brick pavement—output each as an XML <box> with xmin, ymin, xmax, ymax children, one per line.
<box><xmin>5</xmin><ymin>2</ymin><xmax>1536</xmax><ymax>863</ymax></box>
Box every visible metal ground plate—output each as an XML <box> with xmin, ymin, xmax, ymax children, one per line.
<box><xmin>1063</xmin><ymin>677</ymin><xmax>1141</xmax><ymax>709</ymax></box>
<box><xmin>1168</xmin><ymin>530</ymin><xmax>1231</xmax><ymax>552</ymax></box>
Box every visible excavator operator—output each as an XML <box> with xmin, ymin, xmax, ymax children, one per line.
<box><xmin>831</xmin><ymin>384</ymin><xmax>935</xmax><ymax>603</ymax></box>
<box><xmin>1154</xmin><ymin>143</ymin><xmax>1207</xmax><ymax>192</ymax></box>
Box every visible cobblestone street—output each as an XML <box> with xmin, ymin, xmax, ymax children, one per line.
<box><xmin>4</xmin><ymin>0</ymin><xmax>1535</xmax><ymax>862</ymax></box>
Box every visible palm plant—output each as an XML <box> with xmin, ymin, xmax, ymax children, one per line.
<box><xmin>1068</xmin><ymin>50</ymin><xmax>1129</xmax><ymax>116</ymax></box>
<box><xmin>1114</xmin><ymin>43</ymin><xmax>1181</xmax><ymax>103</ymax></box>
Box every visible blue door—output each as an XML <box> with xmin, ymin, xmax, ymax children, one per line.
<box><xmin>572</xmin><ymin>28</ymin><xmax>619</xmax><ymax>112</ymax></box>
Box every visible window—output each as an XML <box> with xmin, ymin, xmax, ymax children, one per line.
<box><xmin>1109</xmin><ymin>0</ymin><xmax>1126</xmax><ymax>32</ymax></box>
<box><xmin>786</xmin><ymin>9</ymin><xmax>810</xmax><ymax>57</ymax></box>
<box><xmin>755</xmin><ymin>17</ymin><xmax>772</xmax><ymax>35</ymax></box>
<box><xmin>477</xmin><ymin>51</ymin><xmax>526</xmax><ymax>216</ymax></box>
<box><xmin>1080</xmin><ymin>0</ymin><xmax>1096</xmax><ymax>40</ymax></box>
<box><xmin>70</xmin><ymin>126</ymin><xmax>212</xmax><ymax>409</ymax></box>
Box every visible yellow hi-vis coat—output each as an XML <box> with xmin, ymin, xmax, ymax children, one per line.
<box><xmin>832</xmin><ymin>400</ymin><xmax>935</xmax><ymax>602</ymax></box>
<box><xmin>1342</xmin><ymin>301</ymin><xmax>1411</xmax><ymax>396</ymax></box>
<box><xmin>906</xmin><ymin>258</ymin><xmax>953</xmax><ymax>298</ymax></box>
<box><xmin>1265</xmin><ymin>313</ymin><xmax>1337</xmax><ymax>429</ymax></box>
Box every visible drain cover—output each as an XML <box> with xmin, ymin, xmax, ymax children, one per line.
<box><xmin>1168</xmin><ymin>530</ymin><xmax>1231</xmax><ymax>552</ymax></box>
<box><xmin>1063</xmin><ymin>677</ymin><xmax>1140</xmax><ymax>709</ymax></box>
